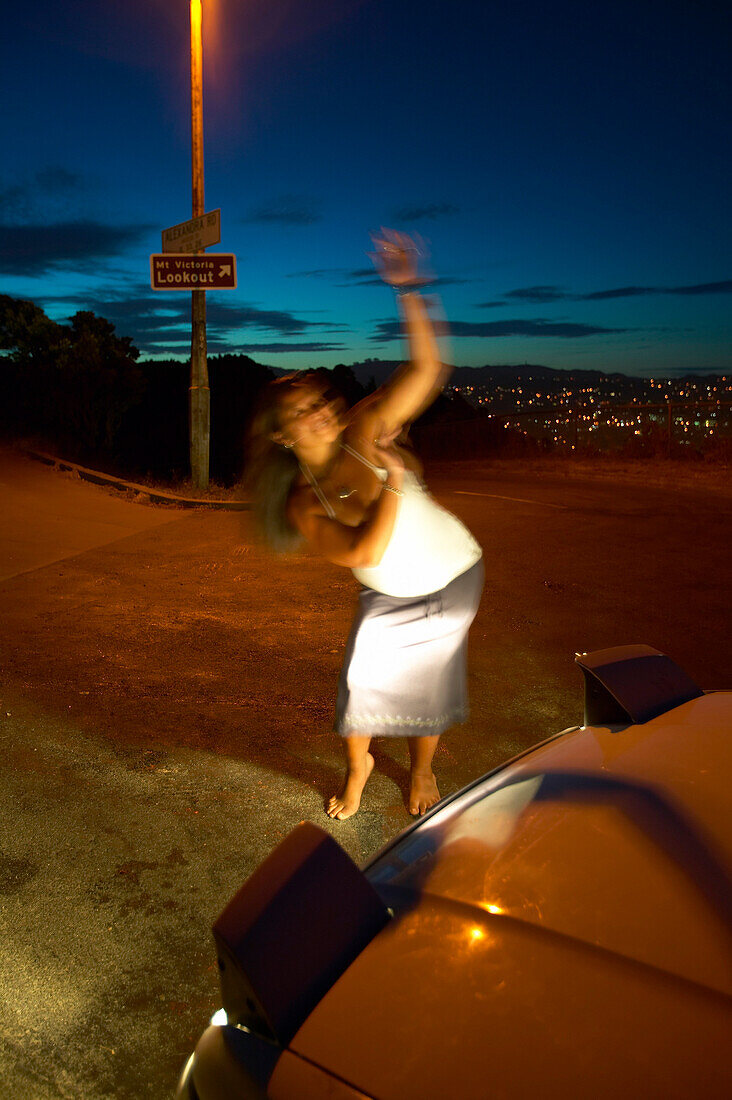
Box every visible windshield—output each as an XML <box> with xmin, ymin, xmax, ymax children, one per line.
<box><xmin>368</xmin><ymin>769</ymin><xmax>732</xmax><ymax>995</ymax></box>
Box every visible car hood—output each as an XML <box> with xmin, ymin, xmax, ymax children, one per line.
<box><xmin>521</xmin><ymin>691</ymin><xmax>731</xmax><ymax>863</ymax></box>
<box><xmin>365</xmin><ymin>692</ymin><xmax>732</xmax><ymax>996</ymax></box>
<box><xmin>278</xmin><ymin>892</ymin><xmax>731</xmax><ymax>1100</ymax></box>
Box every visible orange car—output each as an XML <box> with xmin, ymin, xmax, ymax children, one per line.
<box><xmin>176</xmin><ymin>646</ymin><xmax>731</xmax><ymax>1099</ymax></box>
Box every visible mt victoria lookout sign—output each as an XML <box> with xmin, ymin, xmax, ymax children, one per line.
<box><xmin>150</xmin><ymin>254</ymin><xmax>237</xmax><ymax>289</ymax></box>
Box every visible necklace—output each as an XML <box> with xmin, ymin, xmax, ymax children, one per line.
<box><xmin>298</xmin><ymin>453</ymin><xmax>341</xmax><ymax>519</ymax></box>
<box><xmin>299</xmin><ymin>443</ymin><xmax>366</xmax><ymax>513</ymax></box>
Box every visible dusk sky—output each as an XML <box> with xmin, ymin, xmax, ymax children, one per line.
<box><xmin>2</xmin><ymin>0</ymin><xmax>730</xmax><ymax>376</ymax></box>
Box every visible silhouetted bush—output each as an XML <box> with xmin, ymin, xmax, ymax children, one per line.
<box><xmin>1</xmin><ymin>296</ymin><xmax>143</xmax><ymax>460</ymax></box>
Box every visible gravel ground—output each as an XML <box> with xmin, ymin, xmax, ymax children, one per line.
<box><xmin>0</xmin><ymin>446</ymin><xmax>729</xmax><ymax>1098</ymax></box>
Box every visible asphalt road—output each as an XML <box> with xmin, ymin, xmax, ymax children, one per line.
<box><xmin>0</xmin><ymin>446</ymin><xmax>730</xmax><ymax>1099</ymax></box>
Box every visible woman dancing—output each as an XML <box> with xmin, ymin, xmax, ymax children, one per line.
<box><xmin>249</xmin><ymin>230</ymin><xmax>483</xmax><ymax>820</ymax></box>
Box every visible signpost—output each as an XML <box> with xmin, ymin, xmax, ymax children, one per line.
<box><xmin>162</xmin><ymin>209</ymin><xmax>220</xmax><ymax>254</ymax></box>
<box><xmin>150</xmin><ymin>253</ymin><xmax>237</xmax><ymax>290</ymax></box>
<box><xmin>155</xmin><ymin>1</ymin><xmax>233</xmax><ymax>489</ymax></box>
<box><xmin>190</xmin><ymin>0</ymin><xmax>207</xmax><ymax>490</ymax></box>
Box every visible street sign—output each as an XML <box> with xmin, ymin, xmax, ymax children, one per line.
<box><xmin>161</xmin><ymin>209</ymin><xmax>221</xmax><ymax>253</ymax></box>
<box><xmin>150</xmin><ymin>253</ymin><xmax>237</xmax><ymax>290</ymax></box>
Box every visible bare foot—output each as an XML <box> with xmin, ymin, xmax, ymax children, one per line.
<box><xmin>409</xmin><ymin>769</ymin><xmax>440</xmax><ymax>816</ymax></box>
<box><xmin>327</xmin><ymin>753</ymin><xmax>375</xmax><ymax>821</ymax></box>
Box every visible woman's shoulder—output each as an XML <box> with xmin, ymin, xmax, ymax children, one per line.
<box><xmin>342</xmin><ymin>398</ymin><xmax>384</xmax><ymax>451</ymax></box>
<box><xmin>344</xmin><ymin>393</ymin><xmax>379</xmax><ymax>432</ymax></box>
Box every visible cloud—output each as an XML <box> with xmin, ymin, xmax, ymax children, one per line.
<box><xmin>286</xmin><ymin>266</ymin><xmax>399</xmax><ymax>287</ymax></box>
<box><xmin>0</xmin><ymin>221</ymin><xmax>150</xmax><ymax>276</ymax></box>
<box><xmin>39</xmin><ymin>285</ymin><xmax>347</xmax><ymax>355</ymax></box>
<box><xmin>668</xmin><ymin>279</ymin><xmax>732</xmax><ymax>296</ymax></box>
<box><xmin>585</xmin><ymin>279</ymin><xmax>732</xmax><ymax>299</ymax></box>
<box><xmin>142</xmin><ymin>337</ymin><xmax>236</xmax><ymax>356</ymax></box>
<box><xmin>286</xmin><ymin>268</ymin><xmax>344</xmax><ymax>279</ymax></box>
<box><xmin>34</xmin><ymin>166</ymin><xmax>84</xmax><ymax>194</ymax></box>
<box><xmin>371</xmin><ymin>318</ymin><xmax>627</xmax><ymax>343</ymax></box>
<box><xmin>0</xmin><ymin>166</ymin><xmax>87</xmax><ymax>222</ymax></box>
<box><xmin>503</xmin><ymin>285</ymin><xmax>568</xmax><ymax>303</ymax></box>
<box><xmin>428</xmin><ymin>276</ymin><xmax>474</xmax><ymax>287</ymax></box>
<box><xmin>48</xmin><ymin>291</ymin><xmax>333</xmax><ymax>336</ymax></box>
<box><xmin>224</xmin><ymin>342</ymin><xmax>346</xmax><ymax>353</ymax></box>
<box><xmin>483</xmin><ymin>278</ymin><xmax>732</xmax><ymax>306</ymax></box>
<box><xmin>207</xmin><ymin>301</ymin><xmax>308</xmax><ymax>334</ymax></box>
<box><xmin>0</xmin><ymin>185</ymin><xmax>31</xmax><ymax>220</ymax></box>
<box><xmin>203</xmin><ymin>301</ymin><xmax>348</xmax><ymax>337</ymax></box>
<box><xmin>244</xmin><ymin>195</ymin><xmax>321</xmax><ymax>225</ymax></box>
<box><xmin>343</xmin><ymin>276</ymin><xmax>471</xmax><ymax>292</ymax></box>
<box><xmin>289</xmin><ymin>266</ymin><xmax>472</xmax><ymax>290</ymax></box>
<box><xmin>338</xmin><ymin>276</ymin><xmax>386</xmax><ymax>287</ymax></box>
<box><xmin>391</xmin><ymin>202</ymin><xmax>459</xmax><ymax>223</ymax></box>
<box><xmin>582</xmin><ymin>285</ymin><xmax>659</xmax><ymax>300</ymax></box>
<box><xmin>39</xmin><ymin>291</ymin><xmax>187</xmax><ymax>345</ymax></box>
<box><xmin>448</xmin><ymin>319</ymin><xmax>626</xmax><ymax>338</ymax></box>
<box><xmin>79</xmin><ymin>296</ymin><xmax>185</xmax><ymax>335</ymax></box>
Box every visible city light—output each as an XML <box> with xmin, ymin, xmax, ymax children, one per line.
<box><xmin>447</xmin><ymin>372</ymin><xmax>731</xmax><ymax>452</ymax></box>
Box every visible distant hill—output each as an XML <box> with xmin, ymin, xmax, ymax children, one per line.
<box><xmin>344</xmin><ymin>360</ymin><xmax>725</xmax><ymax>386</ymax></box>
<box><xmin>346</xmin><ymin>360</ymin><xmax>615</xmax><ymax>387</ymax></box>
<box><xmin>150</xmin><ymin>356</ymin><xmax>727</xmax><ymax>386</ymax></box>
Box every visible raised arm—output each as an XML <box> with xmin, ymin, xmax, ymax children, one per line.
<box><xmin>352</xmin><ymin>229</ymin><xmax>450</xmax><ymax>437</ymax></box>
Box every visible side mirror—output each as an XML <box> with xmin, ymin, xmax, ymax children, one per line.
<box><xmin>575</xmin><ymin>644</ymin><xmax>703</xmax><ymax>727</ymax></box>
<box><xmin>213</xmin><ymin>822</ymin><xmax>390</xmax><ymax>1046</ymax></box>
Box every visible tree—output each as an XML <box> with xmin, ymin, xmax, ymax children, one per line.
<box><xmin>0</xmin><ymin>294</ymin><xmax>67</xmax><ymax>360</ymax></box>
<box><xmin>0</xmin><ymin>295</ymin><xmax>144</xmax><ymax>455</ymax></box>
<box><xmin>0</xmin><ymin>295</ymin><xmax>71</xmax><ymax>436</ymax></box>
<box><xmin>58</xmin><ymin>311</ymin><xmax>144</xmax><ymax>453</ymax></box>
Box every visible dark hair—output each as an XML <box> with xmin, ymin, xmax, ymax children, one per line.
<box><xmin>247</xmin><ymin>370</ymin><xmax>340</xmax><ymax>552</ymax></box>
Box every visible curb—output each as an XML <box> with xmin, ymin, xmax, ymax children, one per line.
<box><xmin>22</xmin><ymin>449</ymin><xmax>251</xmax><ymax>511</ymax></box>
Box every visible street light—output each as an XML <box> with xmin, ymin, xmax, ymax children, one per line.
<box><xmin>189</xmin><ymin>0</ymin><xmax>209</xmax><ymax>489</ymax></box>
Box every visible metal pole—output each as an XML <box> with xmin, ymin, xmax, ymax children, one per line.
<box><xmin>190</xmin><ymin>0</ymin><xmax>209</xmax><ymax>489</ymax></box>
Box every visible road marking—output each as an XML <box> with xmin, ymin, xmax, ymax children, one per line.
<box><xmin>454</xmin><ymin>490</ymin><xmax>567</xmax><ymax>510</ymax></box>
